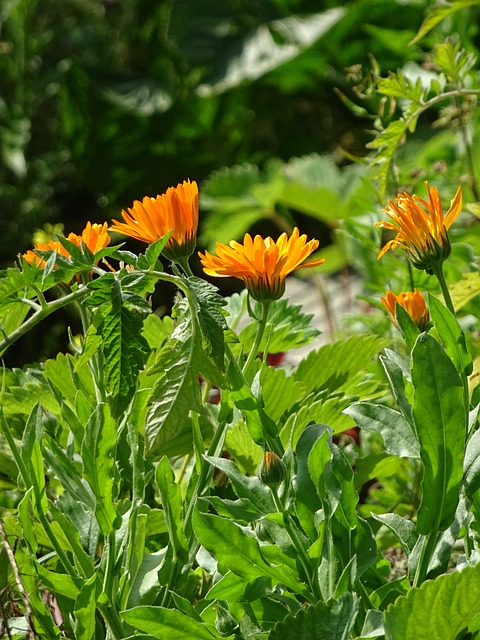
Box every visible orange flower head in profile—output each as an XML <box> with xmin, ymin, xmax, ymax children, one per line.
<box><xmin>23</xmin><ymin>239</ymin><xmax>70</xmax><ymax>268</ymax></box>
<box><xmin>110</xmin><ymin>179</ymin><xmax>198</xmax><ymax>261</ymax></box>
<box><xmin>381</xmin><ymin>289</ymin><xmax>429</xmax><ymax>331</ymax></box>
<box><xmin>70</xmin><ymin>221</ymin><xmax>111</xmax><ymax>256</ymax></box>
<box><xmin>23</xmin><ymin>222</ymin><xmax>111</xmax><ymax>268</ymax></box>
<box><xmin>198</xmin><ymin>227</ymin><xmax>325</xmax><ymax>302</ymax></box>
<box><xmin>375</xmin><ymin>182</ymin><xmax>462</xmax><ymax>272</ymax></box>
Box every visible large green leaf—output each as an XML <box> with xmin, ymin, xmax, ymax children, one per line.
<box><xmin>144</xmin><ymin>315</ymin><xmax>203</xmax><ymax>458</ymax></box>
<box><xmin>73</xmin><ymin>576</ymin><xmax>98</xmax><ymax>640</ymax></box>
<box><xmin>412</xmin><ymin>333</ymin><xmax>467</xmax><ymax>533</ymax></box>
<box><xmin>384</xmin><ymin>562</ymin><xmax>480</xmax><ymax>640</ymax></box>
<box><xmin>294</xmin><ymin>335</ymin><xmax>388</xmax><ymax>395</ymax></box>
<box><xmin>81</xmin><ymin>404</ymin><xmax>121</xmax><ymax>535</ymax></box>
<box><xmin>193</xmin><ymin>507</ymin><xmax>311</xmax><ymax>600</ymax></box>
<box><xmin>121</xmin><ymin>606</ymin><xmax>224</xmax><ymax>640</ymax></box>
<box><xmin>269</xmin><ymin>592</ymin><xmax>358</xmax><ymax>640</ymax></box>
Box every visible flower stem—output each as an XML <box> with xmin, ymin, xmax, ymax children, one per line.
<box><xmin>243</xmin><ymin>300</ymin><xmax>271</xmax><ymax>380</ymax></box>
<box><xmin>430</xmin><ymin>261</ymin><xmax>455</xmax><ymax>316</ymax></box>
<box><xmin>413</xmin><ymin>529</ymin><xmax>439</xmax><ymax>587</ymax></box>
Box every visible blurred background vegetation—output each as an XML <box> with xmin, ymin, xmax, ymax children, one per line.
<box><xmin>1</xmin><ymin>0</ymin><xmax>479</xmax><ymax>363</ymax></box>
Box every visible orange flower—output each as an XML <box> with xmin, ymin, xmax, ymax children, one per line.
<box><xmin>375</xmin><ymin>182</ymin><xmax>462</xmax><ymax>271</ymax></box>
<box><xmin>381</xmin><ymin>289</ymin><xmax>429</xmax><ymax>331</ymax></box>
<box><xmin>23</xmin><ymin>222</ymin><xmax>110</xmax><ymax>268</ymax></box>
<box><xmin>71</xmin><ymin>221</ymin><xmax>111</xmax><ymax>256</ymax></box>
<box><xmin>198</xmin><ymin>227</ymin><xmax>325</xmax><ymax>301</ymax></box>
<box><xmin>110</xmin><ymin>179</ymin><xmax>198</xmax><ymax>261</ymax></box>
<box><xmin>23</xmin><ymin>239</ymin><xmax>70</xmax><ymax>268</ymax></box>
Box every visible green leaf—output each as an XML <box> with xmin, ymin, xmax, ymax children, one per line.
<box><xmin>394</xmin><ymin>303</ymin><xmax>420</xmax><ymax>351</ymax></box>
<box><xmin>143</xmin><ymin>233</ymin><xmax>172</xmax><ymax>269</ymax></box>
<box><xmin>238</xmin><ymin>298</ymin><xmax>319</xmax><ymax>355</ymax></box>
<box><xmin>22</xmin><ymin>404</ymin><xmax>48</xmax><ymax>512</ymax></box>
<box><xmin>410</xmin><ymin>0</ymin><xmax>480</xmax><ymax>44</ymax></box>
<box><xmin>269</xmin><ymin>592</ymin><xmax>359</xmax><ymax>640</ymax></box>
<box><xmin>206</xmin><ymin>572</ymin><xmax>270</xmax><ymax>603</ymax></box>
<box><xmin>260</xmin><ymin>366</ymin><xmax>306</xmax><ymax>424</ymax></box>
<box><xmin>126</xmin><ymin>548</ymin><xmax>167</xmax><ymax>608</ymax></box>
<box><xmin>429</xmin><ymin>294</ymin><xmax>472</xmax><ymax>374</ymax></box>
<box><xmin>188</xmin><ymin>276</ymin><xmax>227</xmax><ymax>374</ymax></box>
<box><xmin>224</xmin><ymin>419</ymin><xmax>263</xmax><ymax>475</ymax></box>
<box><xmin>450</xmin><ymin>272</ymin><xmax>480</xmax><ymax>310</ymax></box>
<box><xmin>463</xmin><ymin>427</ymin><xmax>480</xmax><ymax>498</ymax></box>
<box><xmin>412</xmin><ymin>333</ymin><xmax>467</xmax><ymax>533</ymax></box>
<box><xmin>99</xmin><ymin>279</ymin><xmax>149</xmax><ymax>417</ymax></box>
<box><xmin>155</xmin><ymin>457</ymin><xmax>188</xmax><ymax>555</ymax></box>
<box><xmin>344</xmin><ymin>403</ymin><xmax>420</xmax><ymax>458</ymax></box>
<box><xmin>145</xmin><ymin>315</ymin><xmax>203</xmax><ymax>458</ymax></box>
<box><xmin>37</xmin><ymin>565</ymin><xmax>82</xmax><ymax>600</ymax></box>
<box><xmin>367</xmin><ymin>120</ymin><xmax>408</xmax><ymax>201</ymax></box>
<box><xmin>380</xmin><ymin>350</ymin><xmax>413</xmax><ymax>426</ymax></box>
<box><xmin>294</xmin><ymin>335</ymin><xmax>388</xmax><ymax>395</ymax></box>
<box><xmin>74</xmin><ymin>576</ymin><xmax>99</xmax><ymax>640</ymax></box>
<box><xmin>204</xmin><ymin>455</ymin><xmax>276</xmax><ymax>515</ymax></box>
<box><xmin>81</xmin><ymin>404</ymin><xmax>121</xmax><ymax>535</ymax></box>
<box><xmin>384</xmin><ymin>562</ymin><xmax>480</xmax><ymax>640</ymax></box>
<box><xmin>372</xmin><ymin>513</ymin><xmax>419</xmax><ymax>556</ymax></box>
<box><xmin>122</xmin><ymin>606</ymin><xmax>223</xmax><ymax>640</ymax></box>
<box><xmin>294</xmin><ymin>424</ymin><xmax>324</xmax><ymax>540</ymax></box>
<box><xmin>193</xmin><ymin>507</ymin><xmax>311</xmax><ymax>599</ymax></box>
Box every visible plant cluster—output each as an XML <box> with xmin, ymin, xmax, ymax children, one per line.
<box><xmin>1</xmin><ymin>1</ymin><xmax>480</xmax><ymax>640</ymax></box>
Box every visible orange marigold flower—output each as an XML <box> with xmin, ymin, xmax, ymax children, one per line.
<box><xmin>375</xmin><ymin>182</ymin><xmax>462</xmax><ymax>271</ymax></box>
<box><xmin>110</xmin><ymin>179</ymin><xmax>198</xmax><ymax>261</ymax></box>
<box><xmin>198</xmin><ymin>227</ymin><xmax>325</xmax><ymax>302</ymax></box>
<box><xmin>381</xmin><ymin>289</ymin><xmax>429</xmax><ymax>331</ymax></box>
<box><xmin>71</xmin><ymin>221</ymin><xmax>111</xmax><ymax>256</ymax></box>
<box><xmin>23</xmin><ymin>222</ymin><xmax>110</xmax><ymax>268</ymax></box>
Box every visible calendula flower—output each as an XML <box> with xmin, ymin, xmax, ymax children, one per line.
<box><xmin>257</xmin><ymin>451</ymin><xmax>286</xmax><ymax>486</ymax></box>
<box><xmin>110</xmin><ymin>179</ymin><xmax>198</xmax><ymax>261</ymax></box>
<box><xmin>23</xmin><ymin>239</ymin><xmax>71</xmax><ymax>268</ymax></box>
<box><xmin>381</xmin><ymin>289</ymin><xmax>429</xmax><ymax>331</ymax></box>
<box><xmin>71</xmin><ymin>221</ymin><xmax>111</xmax><ymax>256</ymax></box>
<box><xmin>375</xmin><ymin>182</ymin><xmax>462</xmax><ymax>271</ymax></box>
<box><xmin>199</xmin><ymin>227</ymin><xmax>325</xmax><ymax>301</ymax></box>
<box><xmin>23</xmin><ymin>222</ymin><xmax>111</xmax><ymax>268</ymax></box>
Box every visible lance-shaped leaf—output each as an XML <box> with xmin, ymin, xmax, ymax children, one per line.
<box><xmin>155</xmin><ymin>457</ymin><xmax>188</xmax><ymax>557</ymax></box>
<box><xmin>412</xmin><ymin>333</ymin><xmax>466</xmax><ymax>534</ymax></box>
<box><xmin>81</xmin><ymin>404</ymin><xmax>121</xmax><ymax>535</ymax></box>
<box><xmin>429</xmin><ymin>294</ymin><xmax>472</xmax><ymax>375</ymax></box>
<box><xmin>122</xmin><ymin>606</ymin><xmax>223</xmax><ymax>640</ymax></box>
<box><xmin>193</xmin><ymin>507</ymin><xmax>311</xmax><ymax>599</ymax></box>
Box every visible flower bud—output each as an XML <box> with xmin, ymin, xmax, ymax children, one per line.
<box><xmin>215</xmin><ymin>604</ymin><xmax>238</xmax><ymax>636</ymax></box>
<box><xmin>257</xmin><ymin>451</ymin><xmax>286</xmax><ymax>487</ymax></box>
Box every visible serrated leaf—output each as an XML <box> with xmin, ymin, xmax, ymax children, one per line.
<box><xmin>412</xmin><ymin>333</ymin><xmax>466</xmax><ymax>533</ymax></box>
<box><xmin>224</xmin><ymin>419</ymin><xmax>263</xmax><ymax>475</ymax></box>
<box><xmin>81</xmin><ymin>403</ymin><xmax>121</xmax><ymax>535</ymax></box>
<box><xmin>188</xmin><ymin>276</ymin><xmax>227</xmax><ymax>373</ymax></box>
<box><xmin>144</xmin><ymin>321</ymin><xmax>203</xmax><ymax>458</ymax></box>
<box><xmin>294</xmin><ymin>335</ymin><xmax>388</xmax><ymax>394</ymax></box>
<box><xmin>99</xmin><ymin>279</ymin><xmax>149</xmax><ymax>417</ymax></box>
<box><xmin>260</xmin><ymin>366</ymin><xmax>305</xmax><ymax>423</ymax></box>
<box><xmin>367</xmin><ymin>120</ymin><xmax>408</xmax><ymax>200</ymax></box>
<box><xmin>344</xmin><ymin>403</ymin><xmax>420</xmax><ymax>458</ymax></box>
<box><xmin>384</xmin><ymin>562</ymin><xmax>480</xmax><ymax>640</ymax></box>
<box><xmin>239</xmin><ymin>297</ymin><xmax>319</xmax><ymax>355</ymax></box>
<box><xmin>377</xmin><ymin>70</ymin><xmax>424</xmax><ymax>102</ymax></box>
<box><xmin>269</xmin><ymin>592</ymin><xmax>359</xmax><ymax>640</ymax></box>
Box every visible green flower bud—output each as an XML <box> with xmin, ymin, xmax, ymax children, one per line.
<box><xmin>258</xmin><ymin>451</ymin><xmax>286</xmax><ymax>486</ymax></box>
<box><xmin>215</xmin><ymin>604</ymin><xmax>238</xmax><ymax>636</ymax></box>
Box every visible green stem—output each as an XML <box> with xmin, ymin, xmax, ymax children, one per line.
<box><xmin>103</xmin><ymin>531</ymin><xmax>117</xmax><ymax>603</ymax></box>
<box><xmin>97</xmin><ymin>602</ymin><xmax>127</xmax><ymax>640</ymax></box>
<box><xmin>430</xmin><ymin>261</ymin><xmax>455</xmax><ymax>316</ymax></box>
<box><xmin>243</xmin><ymin>300</ymin><xmax>271</xmax><ymax>381</ymax></box>
<box><xmin>0</xmin><ymin>285</ymin><xmax>91</xmax><ymax>356</ymax></box>
<box><xmin>413</xmin><ymin>529</ymin><xmax>439</xmax><ymax>587</ymax></box>
<box><xmin>270</xmin><ymin>488</ymin><xmax>319</xmax><ymax>602</ymax></box>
